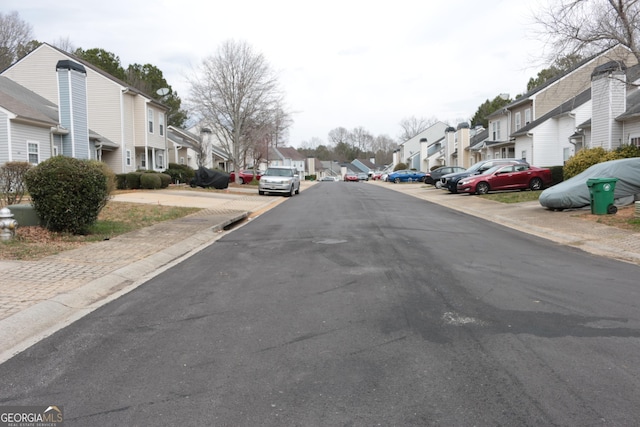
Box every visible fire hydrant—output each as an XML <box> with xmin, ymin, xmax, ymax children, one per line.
<box><xmin>0</xmin><ymin>207</ymin><xmax>18</xmax><ymax>241</ymax></box>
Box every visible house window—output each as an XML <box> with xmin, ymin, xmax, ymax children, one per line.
<box><xmin>159</xmin><ymin>114</ymin><xmax>165</xmax><ymax>136</ymax></box>
<box><xmin>563</xmin><ymin>147</ymin><xmax>571</xmax><ymax>161</ymax></box>
<box><xmin>140</xmin><ymin>154</ymin><xmax>146</xmax><ymax>168</ymax></box>
<box><xmin>515</xmin><ymin>112</ymin><xmax>521</xmax><ymax>131</ymax></box>
<box><xmin>521</xmin><ymin>150</ymin><xmax>527</xmax><ymax>161</ymax></box>
<box><xmin>126</xmin><ymin>150</ymin><xmax>132</xmax><ymax>166</ymax></box>
<box><xmin>158</xmin><ymin>153</ymin><xmax>164</xmax><ymax>169</ymax></box>
<box><xmin>27</xmin><ymin>141</ymin><xmax>39</xmax><ymax>164</ymax></box>
<box><xmin>630</xmin><ymin>135</ymin><xmax>640</xmax><ymax>148</ymax></box>
<box><xmin>179</xmin><ymin>156</ymin><xmax>185</xmax><ymax>165</ymax></box>
<box><xmin>148</xmin><ymin>108</ymin><xmax>154</xmax><ymax>133</ymax></box>
<box><xmin>492</xmin><ymin>121</ymin><xmax>501</xmax><ymax>140</ymax></box>
<box><xmin>525</xmin><ymin>108</ymin><xmax>531</xmax><ymax>125</ymax></box>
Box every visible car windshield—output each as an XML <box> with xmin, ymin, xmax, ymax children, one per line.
<box><xmin>265</xmin><ymin>168</ymin><xmax>293</xmax><ymax>177</ymax></box>
<box><xmin>481</xmin><ymin>165</ymin><xmax>502</xmax><ymax>175</ymax></box>
<box><xmin>466</xmin><ymin>161</ymin><xmax>490</xmax><ymax>173</ymax></box>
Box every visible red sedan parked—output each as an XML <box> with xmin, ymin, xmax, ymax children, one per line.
<box><xmin>229</xmin><ymin>170</ymin><xmax>261</xmax><ymax>184</ymax></box>
<box><xmin>457</xmin><ymin>164</ymin><xmax>553</xmax><ymax>195</ymax></box>
<box><xmin>344</xmin><ymin>173</ymin><xmax>359</xmax><ymax>182</ymax></box>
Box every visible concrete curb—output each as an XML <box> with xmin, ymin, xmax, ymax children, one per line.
<box><xmin>0</xmin><ymin>212</ymin><xmax>248</xmax><ymax>364</ymax></box>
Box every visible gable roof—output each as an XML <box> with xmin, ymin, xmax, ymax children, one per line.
<box><xmin>0</xmin><ymin>76</ymin><xmax>58</xmax><ymax>126</ymax></box>
<box><xmin>511</xmin><ymin>88</ymin><xmax>591</xmax><ymax>137</ymax></box>
<box><xmin>468</xmin><ymin>128</ymin><xmax>489</xmax><ymax>151</ymax></box>
<box><xmin>616</xmin><ymin>89</ymin><xmax>640</xmax><ymax>120</ymax></box>
<box><xmin>7</xmin><ymin>43</ymin><xmax>168</xmax><ymax>111</ymax></box>
<box><xmin>354</xmin><ymin>158</ymin><xmax>376</xmax><ymax>169</ymax></box>
<box><xmin>275</xmin><ymin>146</ymin><xmax>305</xmax><ymax>161</ymax></box>
<box><xmin>488</xmin><ymin>44</ymin><xmax>632</xmax><ymax>120</ymax></box>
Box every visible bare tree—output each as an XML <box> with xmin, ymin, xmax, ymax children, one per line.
<box><xmin>52</xmin><ymin>36</ymin><xmax>76</xmax><ymax>53</ymax></box>
<box><xmin>348</xmin><ymin>126</ymin><xmax>374</xmax><ymax>153</ymax></box>
<box><xmin>188</xmin><ymin>39</ymin><xmax>286</xmax><ymax>183</ymax></box>
<box><xmin>328</xmin><ymin>127</ymin><xmax>350</xmax><ymax>145</ymax></box>
<box><xmin>397</xmin><ymin>116</ymin><xmax>438</xmax><ymax>142</ymax></box>
<box><xmin>0</xmin><ymin>11</ymin><xmax>34</xmax><ymax>71</ymax></box>
<box><xmin>534</xmin><ymin>0</ymin><xmax>640</xmax><ymax>63</ymax></box>
<box><xmin>371</xmin><ymin>134</ymin><xmax>398</xmax><ymax>165</ymax></box>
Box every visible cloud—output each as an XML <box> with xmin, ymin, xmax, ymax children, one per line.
<box><xmin>5</xmin><ymin>0</ymin><xmax>546</xmax><ymax>146</ymax></box>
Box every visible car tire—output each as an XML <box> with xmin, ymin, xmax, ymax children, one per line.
<box><xmin>394</xmin><ymin>178</ymin><xmax>401</xmax><ymax>184</ymax></box>
<box><xmin>287</xmin><ymin>186</ymin><xmax>294</xmax><ymax>197</ymax></box>
<box><xmin>476</xmin><ymin>182</ymin><xmax>490</xmax><ymax>195</ymax></box>
<box><xmin>529</xmin><ymin>177</ymin><xmax>543</xmax><ymax>191</ymax></box>
<box><xmin>295</xmin><ymin>186</ymin><xmax>300</xmax><ymax>195</ymax></box>
<box><xmin>239</xmin><ymin>177</ymin><xmax>245</xmax><ymax>184</ymax></box>
<box><xmin>259</xmin><ymin>190</ymin><xmax>265</xmax><ymax>195</ymax></box>
<box><xmin>434</xmin><ymin>181</ymin><xmax>442</xmax><ymax>189</ymax></box>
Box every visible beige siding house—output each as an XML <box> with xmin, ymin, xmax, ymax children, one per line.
<box><xmin>1</xmin><ymin>43</ymin><xmax>168</xmax><ymax>174</ymax></box>
<box><xmin>484</xmin><ymin>44</ymin><xmax>637</xmax><ymax>165</ymax></box>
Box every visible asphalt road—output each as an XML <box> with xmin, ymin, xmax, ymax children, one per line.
<box><xmin>1</xmin><ymin>182</ymin><xmax>640</xmax><ymax>426</ymax></box>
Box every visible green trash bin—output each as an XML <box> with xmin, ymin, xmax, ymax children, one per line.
<box><xmin>586</xmin><ymin>178</ymin><xmax>618</xmax><ymax>215</ymax></box>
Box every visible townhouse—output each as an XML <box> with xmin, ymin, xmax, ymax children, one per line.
<box><xmin>1</xmin><ymin>43</ymin><xmax>169</xmax><ymax>173</ymax></box>
<box><xmin>483</xmin><ymin>44</ymin><xmax>637</xmax><ymax>166</ymax></box>
<box><xmin>396</xmin><ymin>121</ymin><xmax>450</xmax><ymax>171</ymax></box>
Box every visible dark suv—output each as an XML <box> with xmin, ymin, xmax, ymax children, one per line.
<box><xmin>440</xmin><ymin>158</ymin><xmax>529</xmax><ymax>193</ymax></box>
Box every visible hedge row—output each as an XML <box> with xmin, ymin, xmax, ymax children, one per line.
<box><xmin>116</xmin><ymin>171</ymin><xmax>171</xmax><ymax>190</ymax></box>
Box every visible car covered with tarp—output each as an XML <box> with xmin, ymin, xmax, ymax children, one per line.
<box><xmin>539</xmin><ymin>157</ymin><xmax>640</xmax><ymax>210</ymax></box>
<box><xmin>190</xmin><ymin>167</ymin><xmax>230</xmax><ymax>189</ymax></box>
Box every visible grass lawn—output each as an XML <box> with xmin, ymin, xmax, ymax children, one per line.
<box><xmin>0</xmin><ymin>201</ymin><xmax>200</xmax><ymax>260</ymax></box>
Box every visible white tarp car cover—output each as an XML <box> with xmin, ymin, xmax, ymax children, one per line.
<box><xmin>538</xmin><ymin>157</ymin><xmax>640</xmax><ymax>209</ymax></box>
<box><xmin>539</xmin><ymin>157</ymin><xmax>640</xmax><ymax>210</ymax></box>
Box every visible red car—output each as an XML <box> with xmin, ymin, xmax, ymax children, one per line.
<box><xmin>344</xmin><ymin>173</ymin><xmax>359</xmax><ymax>182</ymax></box>
<box><xmin>456</xmin><ymin>164</ymin><xmax>552</xmax><ymax>195</ymax></box>
<box><xmin>229</xmin><ymin>170</ymin><xmax>261</xmax><ymax>184</ymax></box>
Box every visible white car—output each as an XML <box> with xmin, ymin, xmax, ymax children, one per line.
<box><xmin>258</xmin><ymin>166</ymin><xmax>301</xmax><ymax>196</ymax></box>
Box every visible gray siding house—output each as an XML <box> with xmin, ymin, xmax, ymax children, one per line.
<box><xmin>1</xmin><ymin>43</ymin><xmax>169</xmax><ymax>173</ymax></box>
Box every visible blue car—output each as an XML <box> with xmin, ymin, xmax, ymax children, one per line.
<box><xmin>387</xmin><ymin>169</ymin><xmax>427</xmax><ymax>183</ymax></box>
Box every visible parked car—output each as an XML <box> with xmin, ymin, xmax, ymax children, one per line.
<box><xmin>457</xmin><ymin>164</ymin><xmax>553</xmax><ymax>195</ymax></box>
<box><xmin>539</xmin><ymin>157</ymin><xmax>640</xmax><ymax>210</ymax></box>
<box><xmin>424</xmin><ymin>166</ymin><xmax>466</xmax><ymax>187</ymax></box>
<box><xmin>320</xmin><ymin>176</ymin><xmax>338</xmax><ymax>182</ymax></box>
<box><xmin>344</xmin><ymin>173</ymin><xmax>359</xmax><ymax>182</ymax></box>
<box><xmin>258</xmin><ymin>166</ymin><xmax>300</xmax><ymax>196</ymax></box>
<box><xmin>370</xmin><ymin>171</ymin><xmax>383</xmax><ymax>180</ymax></box>
<box><xmin>387</xmin><ymin>169</ymin><xmax>427</xmax><ymax>183</ymax></box>
<box><xmin>440</xmin><ymin>158</ymin><xmax>529</xmax><ymax>193</ymax></box>
<box><xmin>229</xmin><ymin>170</ymin><xmax>261</xmax><ymax>184</ymax></box>
<box><xmin>357</xmin><ymin>172</ymin><xmax>369</xmax><ymax>181</ymax></box>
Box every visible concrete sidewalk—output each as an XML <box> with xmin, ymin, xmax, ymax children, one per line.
<box><xmin>1</xmin><ymin>180</ymin><xmax>639</xmax><ymax>363</ymax></box>
<box><xmin>0</xmin><ymin>186</ymin><xmax>288</xmax><ymax>363</ymax></box>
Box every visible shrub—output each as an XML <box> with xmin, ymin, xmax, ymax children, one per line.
<box><xmin>607</xmin><ymin>144</ymin><xmax>640</xmax><ymax>160</ymax></box>
<box><xmin>165</xmin><ymin>163</ymin><xmax>195</xmax><ymax>184</ymax></box>
<box><xmin>563</xmin><ymin>147</ymin><xmax>608</xmax><ymax>179</ymax></box>
<box><xmin>126</xmin><ymin>172</ymin><xmax>143</xmax><ymax>189</ymax></box>
<box><xmin>563</xmin><ymin>146</ymin><xmax>640</xmax><ymax>179</ymax></box>
<box><xmin>158</xmin><ymin>173</ymin><xmax>171</xmax><ymax>188</ymax></box>
<box><xmin>548</xmin><ymin>166</ymin><xmax>564</xmax><ymax>185</ymax></box>
<box><xmin>24</xmin><ymin>156</ymin><xmax>110</xmax><ymax>234</ymax></box>
<box><xmin>394</xmin><ymin>162</ymin><xmax>407</xmax><ymax>171</ymax></box>
<box><xmin>89</xmin><ymin>160</ymin><xmax>116</xmax><ymax>196</ymax></box>
<box><xmin>115</xmin><ymin>174</ymin><xmax>128</xmax><ymax>190</ymax></box>
<box><xmin>140</xmin><ymin>173</ymin><xmax>162</xmax><ymax>189</ymax></box>
<box><xmin>0</xmin><ymin>161</ymin><xmax>32</xmax><ymax>207</ymax></box>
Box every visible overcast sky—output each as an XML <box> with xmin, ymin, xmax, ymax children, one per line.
<box><xmin>6</xmin><ymin>0</ymin><xmax>548</xmax><ymax>147</ymax></box>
